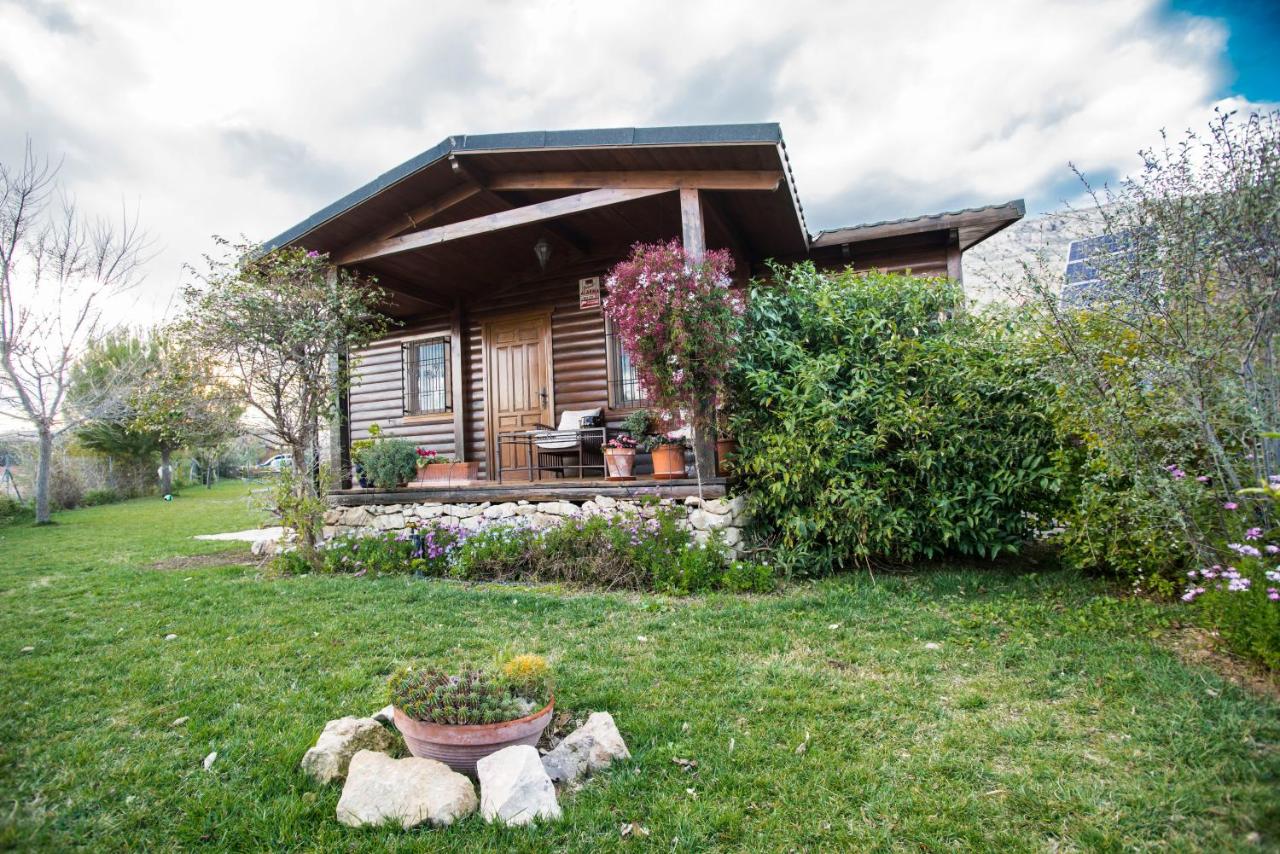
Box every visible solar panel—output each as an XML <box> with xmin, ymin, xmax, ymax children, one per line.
<box><xmin>1062</xmin><ymin>233</ymin><xmax>1136</xmax><ymax>306</ymax></box>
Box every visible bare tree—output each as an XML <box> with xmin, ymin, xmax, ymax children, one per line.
<box><xmin>0</xmin><ymin>139</ymin><xmax>148</xmax><ymax>523</ymax></box>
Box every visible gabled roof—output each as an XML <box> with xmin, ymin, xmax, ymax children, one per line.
<box><xmin>264</xmin><ymin>122</ymin><xmax>808</xmax><ymax>254</ymax></box>
<box><xmin>812</xmin><ymin>199</ymin><xmax>1026</xmax><ymax>251</ymax></box>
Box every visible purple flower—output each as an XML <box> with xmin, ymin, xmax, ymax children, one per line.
<box><xmin>1268</xmin><ymin>588</ymin><xmax>1279</xmax><ymax>602</ymax></box>
<box><xmin>1181</xmin><ymin>587</ymin><xmax>1205</xmax><ymax>602</ymax></box>
<box><xmin>1223</xmin><ymin>502</ymin><xmax>1239</xmax><ymax>511</ymax></box>
<box><xmin>1228</xmin><ymin>543</ymin><xmax>1261</xmax><ymax>558</ymax></box>
<box><xmin>1246</xmin><ymin>527</ymin><xmax>1263</xmax><ymax>540</ymax></box>
<box><xmin>1228</xmin><ymin>577</ymin><xmax>1251</xmax><ymax>592</ymax></box>
<box><xmin>1196</xmin><ymin>475</ymin><xmax>1211</xmax><ymax>483</ymax></box>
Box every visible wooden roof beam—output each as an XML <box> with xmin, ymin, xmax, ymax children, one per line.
<box><xmin>335</xmin><ymin>187</ymin><xmax>670</xmax><ymax>265</ymax></box>
<box><xmin>487</xmin><ymin>170</ymin><xmax>783</xmax><ymax>192</ymax></box>
<box><xmin>333</xmin><ymin>184</ymin><xmax>483</xmax><ymax>265</ymax></box>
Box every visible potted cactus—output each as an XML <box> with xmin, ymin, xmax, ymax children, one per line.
<box><xmin>388</xmin><ymin>654</ymin><xmax>554</xmax><ymax>776</ymax></box>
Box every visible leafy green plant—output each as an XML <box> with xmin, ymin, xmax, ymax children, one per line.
<box><xmin>728</xmin><ymin>266</ymin><xmax>1062</xmax><ymax>572</ymax></box>
<box><xmin>360</xmin><ymin>438</ymin><xmax>417</xmax><ymax>488</ymax></box>
<box><xmin>620</xmin><ymin>409</ymin><xmax>651</xmax><ymax>439</ymax></box>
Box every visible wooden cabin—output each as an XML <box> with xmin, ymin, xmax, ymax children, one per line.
<box><xmin>264</xmin><ymin>123</ymin><xmax>1023</xmax><ymax>501</ymax></box>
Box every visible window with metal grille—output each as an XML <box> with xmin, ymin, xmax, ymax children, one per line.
<box><xmin>403</xmin><ymin>338</ymin><xmax>451</xmax><ymax>415</ymax></box>
<box><xmin>605</xmin><ymin>320</ymin><xmax>648</xmax><ymax>409</ymax></box>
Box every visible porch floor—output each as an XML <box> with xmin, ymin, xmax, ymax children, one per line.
<box><xmin>328</xmin><ymin>476</ymin><xmax>727</xmax><ymax>506</ymax></box>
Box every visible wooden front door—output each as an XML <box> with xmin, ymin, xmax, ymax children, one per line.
<box><xmin>484</xmin><ymin>312</ymin><xmax>553</xmax><ymax>480</ymax></box>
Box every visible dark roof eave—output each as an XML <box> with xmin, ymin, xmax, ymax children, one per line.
<box><xmin>811</xmin><ymin>199</ymin><xmax>1026</xmax><ymax>251</ymax></box>
<box><xmin>262</xmin><ymin>123</ymin><xmax>808</xmax><ymax>254</ymax></box>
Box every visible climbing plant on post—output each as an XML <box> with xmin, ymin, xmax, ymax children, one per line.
<box><xmin>603</xmin><ymin>239</ymin><xmax>742</xmax><ymax>483</ymax></box>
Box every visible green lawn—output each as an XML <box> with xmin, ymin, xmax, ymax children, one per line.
<box><xmin>1</xmin><ymin>482</ymin><xmax>1276</xmax><ymax>852</ymax></box>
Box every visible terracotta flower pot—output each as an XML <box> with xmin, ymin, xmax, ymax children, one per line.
<box><xmin>651</xmin><ymin>444</ymin><xmax>686</xmax><ymax>480</ymax></box>
<box><xmin>392</xmin><ymin>699</ymin><xmax>554</xmax><ymax>777</ymax></box>
<box><xmin>449</xmin><ymin>461</ymin><xmax>479</xmax><ymax>483</ymax></box>
<box><xmin>414</xmin><ymin>462</ymin><xmax>452</xmax><ymax>484</ymax></box>
<box><xmin>603</xmin><ymin>447</ymin><xmax>636</xmax><ymax>478</ymax></box>
<box><xmin>715</xmin><ymin>438</ymin><xmax>738</xmax><ymax>478</ymax></box>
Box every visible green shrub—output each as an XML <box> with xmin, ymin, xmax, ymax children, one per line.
<box><xmin>0</xmin><ymin>496</ymin><xmax>33</xmax><ymax>526</ymax></box>
<box><xmin>729</xmin><ymin>266</ymin><xmax>1061</xmax><ymax>572</ymax></box>
<box><xmin>360</xmin><ymin>438</ymin><xmax>417</xmax><ymax>488</ymax></box>
<box><xmin>81</xmin><ymin>488</ymin><xmax>123</xmax><ymax>507</ymax></box>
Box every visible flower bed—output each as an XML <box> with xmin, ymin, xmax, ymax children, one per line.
<box><xmin>319</xmin><ymin>503</ymin><xmax>772</xmax><ymax>594</ymax></box>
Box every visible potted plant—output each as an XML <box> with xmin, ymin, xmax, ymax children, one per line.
<box><xmin>389</xmin><ymin>654</ymin><xmax>554</xmax><ymax>776</ymax></box>
<box><xmin>714</xmin><ymin>410</ymin><xmax>737</xmax><ymax>478</ymax></box>
<box><xmin>350</xmin><ymin>423</ymin><xmax>382</xmax><ymax>488</ymax></box>
<box><xmin>362</xmin><ymin>437</ymin><xmax>418</xmax><ymax>488</ymax></box>
<box><xmin>644</xmin><ymin>433</ymin><xmax>688</xmax><ymax>480</ymax></box>
<box><xmin>413</xmin><ymin>448</ymin><xmax>455</xmax><ymax>483</ymax></box>
<box><xmin>603</xmin><ymin>434</ymin><xmax>638</xmax><ymax>479</ymax></box>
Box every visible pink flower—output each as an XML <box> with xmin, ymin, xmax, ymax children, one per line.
<box><xmin>1245</xmin><ymin>527</ymin><xmax>1262</xmax><ymax>540</ymax></box>
<box><xmin>1267</xmin><ymin>545</ymin><xmax>1280</xmax><ymax>555</ymax></box>
<box><xmin>1228</xmin><ymin>543</ymin><xmax>1261</xmax><ymax>557</ymax></box>
<box><xmin>1195</xmin><ymin>475</ymin><xmax>1210</xmax><ymax>483</ymax></box>
<box><xmin>1268</xmin><ymin>588</ymin><xmax>1279</xmax><ymax>602</ymax></box>
<box><xmin>1223</xmin><ymin>502</ymin><xmax>1238</xmax><ymax>510</ymax></box>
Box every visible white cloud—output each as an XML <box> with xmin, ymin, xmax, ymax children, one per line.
<box><xmin>0</xmin><ymin>0</ymin><xmax>1271</xmax><ymax>324</ymax></box>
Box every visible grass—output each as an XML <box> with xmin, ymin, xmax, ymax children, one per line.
<box><xmin>1</xmin><ymin>482</ymin><xmax>1277</xmax><ymax>851</ymax></box>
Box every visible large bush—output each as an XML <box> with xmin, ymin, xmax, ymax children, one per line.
<box><xmin>728</xmin><ymin>266</ymin><xmax>1061</xmax><ymax>571</ymax></box>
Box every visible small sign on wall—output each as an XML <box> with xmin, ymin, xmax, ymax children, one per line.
<box><xmin>579</xmin><ymin>276</ymin><xmax>601</xmax><ymax>310</ymax></box>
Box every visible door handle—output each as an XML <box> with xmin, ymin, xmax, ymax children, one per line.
<box><xmin>540</xmin><ymin>388</ymin><xmax>548</xmax><ymax>407</ymax></box>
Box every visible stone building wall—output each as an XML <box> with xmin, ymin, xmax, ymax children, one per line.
<box><xmin>323</xmin><ymin>494</ymin><xmax>749</xmax><ymax>557</ymax></box>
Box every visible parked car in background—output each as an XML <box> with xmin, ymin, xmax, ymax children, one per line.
<box><xmin>257</xmin><ymin>454</ymin><xmax>292</xmax><ymax>474</ymax></box>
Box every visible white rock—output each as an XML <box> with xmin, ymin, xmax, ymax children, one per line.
<box><xmin>461</xmin><ymin>516</ymin><xmax>485</xmax><ymax>531</ymax></box>
<box><xmin>477</xmin><ymin>744</ymin><xmax>561</xmax><ymax>826</ymax></box>
<box><xmin>537</xmin><ymin>501</ymin><xmax>575</xmax><ymax>517</ymax></box>
<box><xmin>20</xmin><ymin>645</ymin><xmax>34</xmax><ymax>653</ymax></box>
<box><xmin>336</xmin><ymin>750</ymin><xmax>477</xmax><ymax>829</ymax></box>
<box><xmin>373</xmin><ymin>513</ymin><xmax>404</xmax><ymax>531</ymax></box>
<box><xmin>452</xmin><ymin>505</ymin><xmax>483</xmax><ymax>519</ymax></box>
<box><xmin>540</xmin><ymin>712</ymin><xmax>631</xmax><ymax>785</ymax></box>
<box><xmin>164</xmin><ymin>633</ymin><xmax>178</xmax><ymax>641</ymax></box>
<box><xmin>513</xmin><ymin>504</ymin><xmax>537</xmax><ymax>516</ymax></box>
<box><xmin>203</xmin><ymin>751</ymin><xmax>217</xmax><ymax>770</ymax></box>
<box><xmin>370</xmin><ymin>705</ymin><xmax>394</xmax><ymax>725</ymax></box>
<box><xmin>594</xmin><ymin>495</ymin><xmax>617</xmax><ymax>509</ymax></box>
<box><xmin>171</xmin><ymin>716</ymin><xmax>189</xmax><ymax>727</ymax></box>
<box><xmin>701</xmin><ymin>498</ymin><xmax>731</xmax><ymax>515</ymax></box>
<box><xmin>415</xmin><ymin>504</ymin><xmax>447</xmax><ymax>519</ymax></box>
<box><xmin>688</xmin><ymin>509</ymin><xmax>732</xmax><ymax>531</ymax></box>
<box><xmin>301</xmin><ymin>716</ymin><xmax>398</xmax><ymax>784</ymax></box>
<box><xmin>251</xmin><ymin>538</ymin><xmax>277</xmax><ymax>556</ymax></box>
<box><xmin>721</xmin><ymin>527</ymin><xmax>742</xmax><ymax>547</ymax></box>
<box><xmin>924</xmin><ymin>642</ymin><xmax>941</xmax><ymax>650</ymax></box>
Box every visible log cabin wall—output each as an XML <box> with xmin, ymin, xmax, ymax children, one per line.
<box><xmin>349</xmin><ymin>270</ymin><xmax>622</xmax><ymax>480</ymax></box>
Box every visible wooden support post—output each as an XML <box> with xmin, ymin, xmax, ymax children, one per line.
<box><xmin>678</xmin><ymin>188</ymin><xmax>714</xmax><ymax>487</ymax></box>
<box><xmin>450</xmin><ymin>299</ymin><xmax>466</xmax><ymax>462</ymax></box>
<box><xmin>680</xmin><ymin>188</ymin><xmax>706</xmax><ymax>261</ymax></box>
<box><xmin>946</xmin><ymin>229</ymin><xmax>963</xmax><ymax>282</ymax></box>
<box><xmin>327</xmin><ymin>268</ymin><xmax>353</xmax><ymax>489</ymax></box>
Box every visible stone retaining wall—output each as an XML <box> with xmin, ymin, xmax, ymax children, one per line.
<box><xmin>322</xmin><ymin>494</ymin><xmax>749</xmax><ymax>556</ymax></box>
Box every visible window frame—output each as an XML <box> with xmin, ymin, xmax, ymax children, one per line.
<box><xmin>604</xmin><ymin>318</ymin><xmax>648</xmax><ymax>411</ymax></box>
<box><xmin>402</xmin><ymin>336</ymin><xmax>453</xmax><ymax>418</ymax></box>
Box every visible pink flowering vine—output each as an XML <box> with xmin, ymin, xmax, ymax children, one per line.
<box><xmin>604</xmin><ymin>240</ymin><xmax>742</xmax><ymax>473</ymax></box>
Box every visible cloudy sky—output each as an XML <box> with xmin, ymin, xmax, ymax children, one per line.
<box><xmin>1</xmin><ymin>0</ymin><xmax>1276</xmax><ymax>322</ymax></box>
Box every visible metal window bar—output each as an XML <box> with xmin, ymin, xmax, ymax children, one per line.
<box><xmin>605</xmin><ymin>323</ymin><xmax>649</xmax><ymax>408</ymax></box>
<box><xmin>403</xmin><ymin>338</ymin><xmax>451</xmax><ymax>415</ymax></box>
